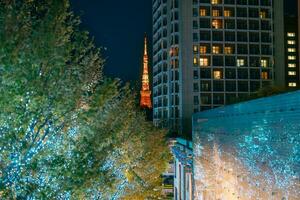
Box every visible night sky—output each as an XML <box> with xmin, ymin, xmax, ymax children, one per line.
<box><xmin>71</xmin><ymin>0</ymin><xmax>152</xmax><ymax>84</ymax></box>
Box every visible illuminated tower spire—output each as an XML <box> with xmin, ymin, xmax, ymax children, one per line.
<box><xmin>140</xmin><ymin>35</ymin><xmax>152</xmax><ymax>109</ymax></box>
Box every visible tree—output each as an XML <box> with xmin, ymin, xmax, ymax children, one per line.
<box><xmin>0</xmin><ymin>0</ymin><xmax>170</xmax><ymax>199</ymax></box>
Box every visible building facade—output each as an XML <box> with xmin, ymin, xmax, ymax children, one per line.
<box><xmin>152</xmin><ymin>0</ymin><xmax>281</xmax><ymax>134</ymax></box>
<box><xmin>171</xmin><ymin>138</ymin><xmax>193</xmax><ymax>200</ymax></box>
<box><xmin>283</xmin><ymin>0</ymin><xmax>300</xmax><ymax>88</ymax></box>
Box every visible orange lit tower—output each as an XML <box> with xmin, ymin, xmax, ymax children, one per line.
<box><xmin>140</xmin><ymin>36</ymin><xmax>152</xmax><ymax>109</ymax></box>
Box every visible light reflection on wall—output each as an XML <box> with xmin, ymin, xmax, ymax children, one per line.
<box><xmin>193</xmin><ymin>91</ymin><xmax>300</xmax><ymax>200</ymax></box>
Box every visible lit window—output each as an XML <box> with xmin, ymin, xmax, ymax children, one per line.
<box><xmin>287</xmin><ymin>40</ymin><xmax>296</xmax><ymax>45</ymax></box>
<box><xmin>237</xmin><ymin>59</ymin><xmax>244</xmax><ymax>67</ymax></box>
<box><xmin>200</xmin><ymin>58</ymin><xmax>209</xmax><ymax>66</ymax></box>
<box><xmin>213</xmin><ymin>70</ymin><xmax>222</xmax><ymax>79</ymax></box>
<box><xmin>260</xmin><ymin>11</ymin><xmax>266</xmax><ymax>19</ymax></box>
<box><xmin>193</xmin><ymin>45</ymin><xmax>198</xmax><ymax>53</ymax></box>
<box><xmin>288</xmin><ymin>63</ymin><xmax>296</xmax><ymax>68</ymax></box>
<box><xmin>288</xmin><ymin>71</ymin><xmax>296</xmax><ymax>76</ymax></box>
<box><xmin>261</xmin><ymin>72</ymin><xmax>268</xmax><ymax>79</ymax></box>
<box><xmin>193</xmin><ymin>57</ymin><xmax>198</xmax><ymax>65</ymax></box>
<box><xmin>212</xmin><ymin>19</ymin><xmax>222</xmax><ymax>29</ymax></box>
<box><xmin>261</xmin><ymin>59</ymin><xmax>268</xmax><ymax>68</ymax></box>
<box><xmin>287</xmin><ymin>32</ymin><xmax>295</xmax><ymax>37</ymax></box>
<box><xmin>224</xmin><ymin>46</ymin><xmax>232</xmax><ymax>54</ymax></box>
<box><xmin>211</xmin><ymin>0</ymin><xmax>219</xmax><ymax>4</ymax></box>
<box><xmin>224</xmin><ymin>10</ymin><xmax>231</xmax><ymax>17</ymax></box>
<box><xmin>288</xmin><ymin>56</ymin><xmax>296</xmax><ymax>60</ymax></box>
<box><xmin>288</xmin><ymin>82</ymin><xmax>297</xmax><ymax>87</ymax></box>
<box><xmin>200</xmin><ymin>9</ymin><xmax>206</xmax><ymax>16</ymax></box>
<box><xmin>212</xmin><ymin>10</ymin><xmax>220</xmax><ymax>17</ymax></box>
<box><xmin>288</xmin><ymin>48</ymin><xmax>296</xmax><ymax>52</ymax></box>
<box><xmin>200</xmin><ymin>46</ymin><xmax>207</xmax><ymax>54</ymax></box>
<box><xmin>212</xmin><ymin>46</ymin><xmax>220</xmax><ymax>54</ymax></box>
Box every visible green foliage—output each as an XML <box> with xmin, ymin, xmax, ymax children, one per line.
<box><xmin>0</xmin><ymin>0</ymin><xmax>170</xmax><ymax>199</ymax></box>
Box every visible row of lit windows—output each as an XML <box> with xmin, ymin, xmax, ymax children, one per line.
<box><xmin>199</xmin><ymin>8</ymin><xmax>267</xmax><ymax>19</ymax></box>
<box><xmin>289</xmin><ymin>82</ymin><xmax>297</xmax><ymax>87</ymax></box>
<box><xmin>194</xmin><ymin>45</ymin><xmax>233</xmax><ymax>54</ymax></box>
<box><xmin>287</xmin><ymin>32</ymin><xmax>296</xmax><ymax>37</ymax></box>
<box><xmin>194</xmin><ymin>57</ymin><xmax>268</xmax><ymax>67</ymax></box>
<box><xmin>286</xmin><ymin>32</ymin><xmax>297</xmax><ymax>87</ymax></box>
<box><xmin>205</xmin><ymin>70</ymin><xmax>269</xmax><ymax>80</ymax></box>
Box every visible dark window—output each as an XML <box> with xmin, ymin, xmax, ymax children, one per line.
<box><xmin>250</xmin><ymin>81</ymin><xmax>260</xmax><ymax>92</ymax></box>
<box><xmin>238</xmin><ymin>69</ymin><xmax>248</xmax><ymax>79</ymax></box>
<box><xmin>200</xmin><ymin>19</ymin><xmax>210</xmax><ymax>28</ymax></box>
<box><xmin>225</xmin><ymin>20</ymin><xmax>235</xmax><ymax>29</ymax></box>
<box><xmin>248</xmin><ymin>8</ymin><xmax>259</xmax><ymax>18</ymax></box>
<box><xmin>249</xmin><ymin>57</ymin><xmax>260</xmax><ymax>67</ymax></box>
<box><xmin>212</xmin><ymin>31</ymin><xmax>223</xmax><ymax>41</ymax></box>
<box><xmin>213</xmin><ymin>56</ymin><xmax>224</xmax><ymax>66</ymax></box>
<box><xmin>200</xmin><ymin>31</ymin><xmax>210</xmax><ymax>41</ymax></box>
<box><xmin>201</xmin><ymin>81</ymin><xmax>211</xmax><ymax>91</ymax></box>
<box><xmin>249</xmin><ymin>32</ymin><xmax>259</xmax><ymax>42</ymax></box>
<box><xmin>213</xmin><ymin>93</ymin><xmax>224</xmax><ymax>104</ymax></box>
<box><xmin>225</xmin><ymin>31</ymin><xmax>235</xmax><ymax>41</ymax></box>
<box><xmin>225</xmin><ymin>68</ymin><xmax>236</xmax><ymax>79</ymax></box>
<box><xmin>213</xmin><ymin>81</ymin><xmax>224</xmax><ymax>91</ymax></box>
<box><xmin>237</xmin><ymin>32</ymin><xmax>248</xmax><ymax>42</ymax></box>
<box><xmin>200</xmin><ymin>69</ymin><xmax>211</xmax><ymax>79</ymax></box>
<box><xmin>225</xmin><ymin>56</ymin><xmax>236</xmax><ymax>66</ymax></box>
<box><xmin>238</xmin><ymin>81</ymin><xmax>248</xmax><ymax>92</ymax></box>
<box><xmin>224</xmin><ymin>0</ymin><xmax>235</xmax><ymax>4</ymax></box>
<box><xmin>237</xmin><ymin>20</ymin><xmax>248</xmax><ymax>29</ymax></box>
<box><xmin>237</xmin><ymin>7</ymin><xmax>247</xmax><ymax>17</ymax></box>
<box><xmin>193</xmin><ymin>70</ymin><xmax>199</xmax><ymax>79</ymax></box>
<box><xmin>201</xmin><ymin>93</ymin><xmax>211</xmax><ymax>104</ymax></box>
<box><xmin>249</xmin><ymin>20</ymin><xmax>259</xmax><ymax>30</ymax></box>
<box><xmin>249</xmin><ymin>44</ymin><xmax>260</xmax><ymax>54</ymax></box>
<box><xmin>237</xmin><ymin>44</ymin><xmax>248</xmax><ymax>54</ymax></box>
<box><xmin>226</xmin><ymin>81</ymin><xmax>236</xmax><ymax>92</ymax></box>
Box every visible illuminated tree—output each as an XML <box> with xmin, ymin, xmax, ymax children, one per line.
<box><xmin>0</xmin><ymin>0</ymin><xmax>170</xmax><ymax>199</ymax></box>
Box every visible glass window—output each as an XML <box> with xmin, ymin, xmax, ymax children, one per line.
<box><xmin>212</xmin><ymin>10</ymin><xmax>220</xmax><ymax>17</ymax></box>
<box><xmin>288</xmin><ymin>82</ymin><xmax>297</xmax><ymax>87</ymax></box>
<box><xmin>224</xmin><ymin>46</ymin><xmax>232</xmax><ymax>54</ymax></box>
<box><xmin>261</xmin><ymin>59</ymin><xmax>268</xmax><ymax>67</ymax></box>
<box><xmin>287</xmin><ymin>40</ymin><xmax>296</xmax><ymax>45</ymax></box>
<box><xmin>288</xmin><ymin>71</ymin><xmax>296</xmax><ymax>76</ymax></box>
<box><xmin>288</xmin><ymin>63</ymin><xmax>296</xmax><ymax>68</ymax></box>
<box><xmin>260</xmin><ymin>11</ymin><xmax>266</xmax><ymax>19</ymax></box>
<box><xmin>261</xmin><ymin>72</ymin><xmax>268</xmax><ymax>79</ymax></box>
<box><xmin>288</xmin><ymin>56</ymin><xmax>296</xmax><ymax>60</ymax></box>
<box><xmin>200</xmin><ymin>46</ymin><xmax>207</xmax><ymax>54</ymax></box>
<box><xmin>211</xmin><ymin>0</ymin><xmax>221</xmax><ymax>4</ymax></box>
<box><xmin>287</xmin><ymin>32</ymin><xmax>296</xmax><ymax>37</ymax></box>
<box><xmin>287</xmin><ymin>48</ymin><xmax>296</xmax><ymax>52</ymax></box>
<box><xmin>224</xmin><ymin>10</ymin><xmax>231</xmax><ymax>17</ymax></box>
<box><xmin>212</xmin><ymin>46</ymin><xmax>220</xmax><ymax>54</ymax></box>
<box><xmin>193</xmin><ymin>57</ymin><xmax>198</xmax><ymax>65</ymax></box>
<box><xmin>212</xmin><ymin>19</ymin><xmax>222</xmax><ymax>29</ymax></box>
<box><xmin>237</xmin><ymin>59</ymin><xmax>245</xmax><ymax>67</ymax></box>
<box><xmin>200</xmin><ymin>57</ymin><xmax>209</xmax><ymax>66</ymax></box>
<box><xmin>213</xmin><ymin>70</ymin><xmax>222</xmax><ymax>79</ymax></box>
<box><xmin>193</xmin><ymin>45</ymin><xmax>198</xmax><ymax>53</ymax></box>
<box><xmin>200</xmin><ymin>8</ymin><xmax>206</xmax><ymax>16</ymax></box>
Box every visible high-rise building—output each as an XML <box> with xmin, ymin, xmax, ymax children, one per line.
<box><xmin>152</xmin><ymin>0</ymin><xmax>281</xmax><ymax>135</ymax></box>
<box><xmin>283</xmin><ymin>0</ymin><xmax>299</xmax><ymax>88</ymax></box>
<box><xmin>140</xmin><ymin>36</ymin><xmax>152</xmax><ymax>109</ymax></box>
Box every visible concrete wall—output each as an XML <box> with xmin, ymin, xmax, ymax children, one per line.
<box><xmin>273</xmin><ymin>0</ymin><xmax>286</xmax><ymax>87</ymax></box>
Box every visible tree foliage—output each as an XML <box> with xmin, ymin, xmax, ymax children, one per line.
<box><xmin>0</xmin><ymin>0</ymin><xmax>170</xmax><ymax>199</ymax></box>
